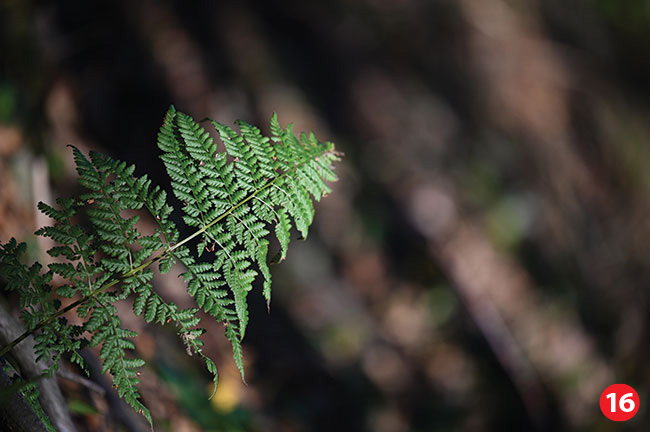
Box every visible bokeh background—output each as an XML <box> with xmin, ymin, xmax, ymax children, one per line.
<box><xmin>2</xmin><ymin>0</ymin><xmax>650</xmax><ymax>431</ymax></box>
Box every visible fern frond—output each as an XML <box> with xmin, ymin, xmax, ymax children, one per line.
<box><xmin>0</xmin><ymin>106</ymin><xmax>341</xmax><ymax>427</ymax></box>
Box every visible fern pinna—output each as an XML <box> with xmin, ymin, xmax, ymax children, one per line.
<box><xmin>0</xmin><ymin>106</ymin><xmax>341</xmax><ymax>427</ymax></box>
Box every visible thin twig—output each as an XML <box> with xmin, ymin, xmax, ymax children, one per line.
<box><xmin>55</xmin><ymin>369</ymin><xmax>105</xmax><ymax>396</ymax></box>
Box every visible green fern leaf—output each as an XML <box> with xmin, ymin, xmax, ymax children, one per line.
<box><xmin>0</xmin><ymin>106</ymin><xmax>341</xmax><ymax>428</ymax></box>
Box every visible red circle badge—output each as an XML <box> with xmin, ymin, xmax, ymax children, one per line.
<box><xmin>599</xmin><ymin>384</ymin><xmax>639</xmax><ymax>421</ymax></box>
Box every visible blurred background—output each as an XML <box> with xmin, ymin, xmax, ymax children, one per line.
<box><xmin>2</xmin><ymin>0</ymin><xmax>650</xmax><ymax>431</ymax></box>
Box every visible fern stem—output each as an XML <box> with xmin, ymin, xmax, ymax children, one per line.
<box><xmin>0</xmin><ymin>144</ymin><xmax>338</xmax><ymax>359</ymax></box>
<box><xmin>0</xmin><ymin>166</ymin><xmax>292</xmax><ymax>359</ymax></box>
<box><xmin>0</xmin><ymin>277</ymin><xmax>123</xmax><ymax>358</ymax></box>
